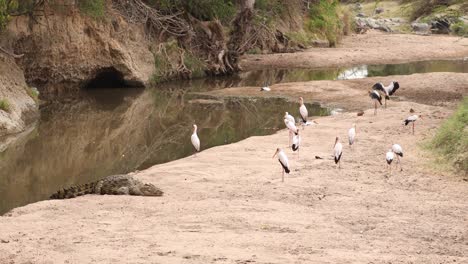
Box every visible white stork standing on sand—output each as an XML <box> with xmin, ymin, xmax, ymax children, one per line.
<box><xmin>404</xmin><ymin>114</ymin><xmax>422</xmax><ymax>135</ymax></box>
<box><xmin>284</xmin><ymin>112</ymin><xmax>296</xmax><ymax>146</ymax></box>
<box><xmin>392</xmin><ymin>144</ymin><xmax>403</xmax><ymax>171</ymax></box>
<box><xmin>368</xmin><ymin>90</ymin><xmax>383</xmax><ymax>115</ymax></box>
<box><xmin>284</xmin><ymin>118</ymin><xmax>299</xmax><ymax>147</ymax></box>
<box><xmin>299</xmin><ymin>97</ymin><xmax>308</xmax><ymax>125</ymax></box>
<box><xmin>372</xmin><ymin>81</ymin><xmax>400</xmax><ymax>108</ymax></box>
<box><xmin>273</xmin><ymin>148</ymin><xmax>290</xmax><ymax>182</ymax></box>
<box><xmin>191</xmin><ymin>124</ymin><xmax>200</xmax><ymax>156</ymax></box>
<box><xmin>386</xmin><ymin>150</ymin><xmax>394</xmax><ymax>174</ymax></box>
<box><xmin>333</xmin><ymin>137</ymin><xmax>343</xmax><ymax>169</ymax></box>
<box><xmin>348</xmin><ymin>123</ymin><xmax>356</xmax><ymax>148</ymax></box>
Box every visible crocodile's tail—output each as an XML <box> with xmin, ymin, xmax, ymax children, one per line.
<box><xmin>50</xmin><ymin>182</ymin><xmax>98</xmax><ymax>199</ymax></box>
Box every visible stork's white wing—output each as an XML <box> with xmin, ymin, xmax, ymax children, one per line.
<box><xmin>191</xmin><ymin>134</ymin><xmax>200</xmax><ymax>151</ymax></box>
<box><xmin>334</xmin><ymin>142</ymin><xmax>343</xmax><ymax>158</ymax></box>
<box><xmin>285</xmin><ymin>119</ymin><xmax>298</xmax><ymax>133</ymax></box>
<box><xmin>300</xmin><ymin>105</ymin><xmax>308</xmax><ymax>120</ymax></box>
<box><xmin>348</xmin><ymin>127</ymin><xmax>356</xmax><ymax>144</ymax></box>
<box><xmin>278</xmin><ymin>151</ymin><xmax>289</xmax><ymax>169</ymax></box>
<box><xmin>386</xmin><ymin>151</ymin><xmax>394</xmax><ymax>161</ymax></box>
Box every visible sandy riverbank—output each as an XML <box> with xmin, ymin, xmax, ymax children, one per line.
<box><xmin>1</xmin><ymin>31</ymin><xmax>467</xmax><ymax>263</ymax></box>
<box><xmin>241</xmin><ymin>31</ymin><xmax>468</xmax><ymax>70</ymax></box>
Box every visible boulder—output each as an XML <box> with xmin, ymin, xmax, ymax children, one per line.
<box><xmin>375</xmin><ymin>7</ymin><xmax>384</xmax><ymax>15</ymax></box>
<box><xmin>411</xmin><ymin>22</ymin><xmax>431</xmax><ymax>34</ymax></box>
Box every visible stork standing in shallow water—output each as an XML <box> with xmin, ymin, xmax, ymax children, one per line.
<box><xmin>404</xmin><ymin>114</ymin><xmax>422</xmax><ymax>135</ymax></box>
<box><xmin>348</xmin><ymin>123</ymin><xmax>356</xmax><ymax>148</ymax></box>
<box><xmin>368</xmin><ymin>90</ymin><xmax>383</xmax><ymax>115</ymax></box>
<box><xmin>273</xmin><ymin>148</ymin><xmax>290</xmax><ymax>182</ymax></box>
<box><xmin>372</xmin><ymin>81</ymin><xmax>400</xmax><ymax>108</ymax></box>
<box><xmin>392</xmin><ymin>144</ymin><xmax>403</xmax><ymax>171</ymax></box>
<box><xmin>191</xmin><ymin>124</ymin><xmax>200</xmax><ymax>156</ymax></box>
<box><xmin>333</xmin><ymin>137</ymin><xmax>343</xmax><ymax>169</ymax></box>
<box><xmin>386</xmin><ymin>150</ymin><xmax>394</xmax><ymax>174</ymax></box>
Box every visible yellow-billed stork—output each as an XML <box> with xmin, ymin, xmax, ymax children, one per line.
<box><xmin>273</xmin><ymin>148</ymin><xmax>290</xmax><ymax>182</ymax></box>
<box><xmin>348</xmin><ymin>123</ymin><xmax>356</xmax><ymax>148</ymax></box>
<box><xmin>404</xmin><ymin>114</ymin><xmax>422</xmax><ymax>135</ymax></box>
<box><xmin>392</xmin><ymin>144</ymin><xmax>403</xmax><ymax>171</ymax></box>
<box><xmin>333</xmin><ymin>137</ymin><xmax>343</xmax><ymax>169</ymax></box>
<box><xmin>386</xmin><ymin>150</ymin><xmax>394</xmax><ymax>174</ymax></box>
<box><xmin>191</xmin><ymin>124</ymin><xmax>200</xmax><ymax>155</ymax></box>
<box><xmin>292</xmin><ymin>130</ymin><xmax>301</xmax><ymax>157</ymax></box>
<box><xmin>368</xmin><ymin>90</ymin><xmax>383</xmax><ymax>115</ymax></box>
<box><xmin>299</xmin><ymin>97</ymin><xmax>308</xmax><ymax>124</ymax></box>
<box><xmin>372</xmin><ymin>81</ymin><xmax>400</xmax><ymax>108</ymax></box>
<box><xmin>284</xmin><ymin>114</ymin><xmax>298</xmax><ymax>146</ymax></box>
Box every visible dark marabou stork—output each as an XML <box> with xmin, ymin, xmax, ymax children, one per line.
<box><xmin>368</xmin><ymin>90</ymin><xmax>383</xmax><ymax>115</ymax></box>
<box><xmin>372</xmin><ymin>81</ymin><xmax>400</xmax><ymax>108</ymax></box>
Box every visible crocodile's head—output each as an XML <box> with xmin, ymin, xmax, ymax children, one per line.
<box><xmin>139</xmin><ymin>183</ymin><xmax>164</xmax><ymax>196</ymax></box>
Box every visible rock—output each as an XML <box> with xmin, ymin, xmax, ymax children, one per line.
<box><xmin>354</xmin><ymin>3</ymin><xmax>363</xmax><ymax>12</ymax></box>
<box><xmin>430</xmin><ymin>18</ymin><xmax>452</xmax><ymax>34</ymax></box>
<box><xmin>356</xmin><ymin>13</ymin><xmax>366</xmax><ymax>18</ymax></box>
<box><xmin>375</xmin><ymin>7</ymin><xmax>384</xmax><ymax>14</ymax></box>
<box><xmin>411</xmin><ymin>22</ymin><xmax>431</xmax><ymax>34</ymax></box>
<box><xmin>355</xmin><ymin>18</ymin><xmax>393</xmax><ymax>32</ymax></box>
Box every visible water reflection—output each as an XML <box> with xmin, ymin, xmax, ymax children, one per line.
<box><xmin>0</xmin><ymin>88</ymin><xmax>328</xmax><ymax>214</ymax></box>
<box><xmin>236</xmin><ymin>59</ymin><xmax>468</xmax><ymax>86</ymax></box>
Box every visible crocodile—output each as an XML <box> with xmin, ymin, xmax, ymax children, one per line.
<box><xmin>50</xmin><ymin>174</ymin><xmax>163</xmax><ymax>199</ymax></box>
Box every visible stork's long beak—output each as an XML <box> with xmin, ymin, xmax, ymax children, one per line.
<box><xmin>272</xmin><ymin>149</ymin><xmax>279</xmax><ymax>158</ymax></box>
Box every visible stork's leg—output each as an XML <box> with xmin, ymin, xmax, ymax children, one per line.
<box><xmin>374</xmin><ymin>101</ymin><xmax>377</xmax><ymax>115</ymax></box>
<box><xmin>412</xmin><ymin>122</ymin><xmax>415</xmax><ymax>135</ymax></box>
<box><xmin>384</xmin><ymin>98</ymin><xmax>387</xmax><ymax>109</ymax></box>
<box><xmin>282</xmin><ymin>170</ymin><xmax>284</xmax><ymax>182</ymax></box>
<box><xmin>339</xmin><ymin>160</ymin><xmax>341</xmax><ymax>169</ymax></box>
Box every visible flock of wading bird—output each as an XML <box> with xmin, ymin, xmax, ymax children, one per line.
<box><xmin>191</xmin><ymin>81</ymin><xmax>423</xmax><ymax>182</ymax></box>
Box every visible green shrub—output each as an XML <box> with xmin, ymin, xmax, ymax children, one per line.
<box><xmin>78</xmin><ymin>0</ymin><xmax>105</xmax><ymax>19</ymax></box>
<box><xmin>0</xmin><ymin>98</ymin><xmax>11</xmax><ymax>112</ymax></box>
<box><xmin>184</xmin><ymin>52</ymin><xmax>206</xmax><ymax>79</ymax></box>
<box><xmin>25</xmin><ymin>86</ymin><xmax>39</xmax><ymax>102</ymax></box>
<box><xmin>307</xmin><ymin>0</ymin><xmax>342</xmax><ymax>47</ymax></box>
<box><xmin>451</xmin><ymin>21</ymin><xmax>468</xmax><ymax>37</ymax></box>
<box><xmin>429</xmin><ymin>97</ymin><xmax>468</xmax><ymax>174</ymax></box>
<box><xmin>0</xmin><ymin>0</ymin><xmax>18</xmax><ymax>31</ymax></box>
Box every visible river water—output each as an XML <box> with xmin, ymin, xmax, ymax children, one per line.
<box><xmin>1</xmin><ymin>59</ymin><xmax>467</xmax><ymax>214</ymax></box>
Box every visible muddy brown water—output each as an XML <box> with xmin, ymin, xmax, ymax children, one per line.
<box><xmin>0</xmin><ymin>59</ymin><xmax>467</xmax><ymax>214</ymax></box>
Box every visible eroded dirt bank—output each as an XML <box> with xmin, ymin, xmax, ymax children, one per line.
<box><xmin>0</xmin><ymin>54</ymin><xmax>38</xmax><ymax>138</ymax></box>
<box><xmin>241</xmin><ymin>31</ymin><xmax>468</xmax><ymax>70</ymax></box>
<box><xmin>0</xmin><ymin>73</ymin><xmax>467</xmax><ymax>263</ymax></box>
